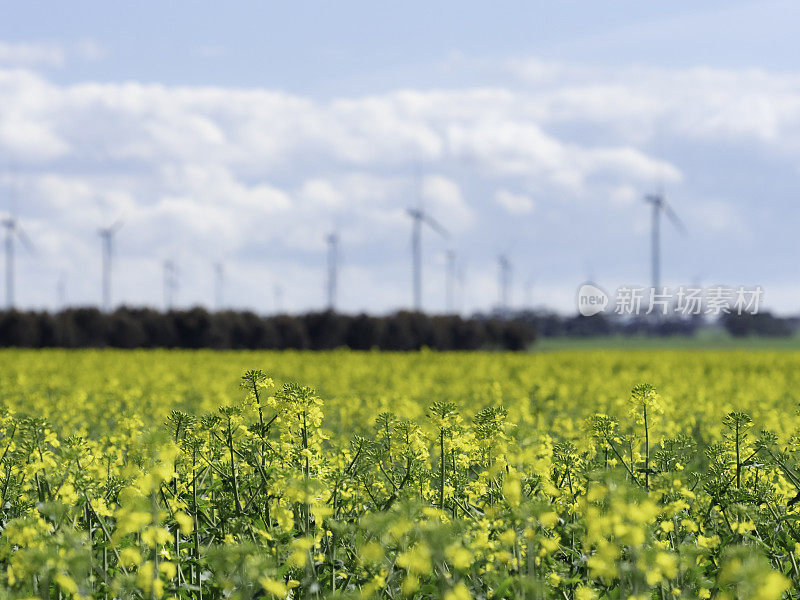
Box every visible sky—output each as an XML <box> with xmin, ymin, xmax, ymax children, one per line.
<box><xmin>0</xmin><ymin>1</ymin><xmax>799</xmax><ymax>315</ymax></box>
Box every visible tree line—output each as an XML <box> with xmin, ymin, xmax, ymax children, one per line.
<box><xmin>518</xmin><ymin>310</ymin><xmax>797</xmax><ymax>338</ymax></box>
<box><xmin>0</xmin><ymin>307</ymin><xmax>537</xmax><ymax>350</ymax></box>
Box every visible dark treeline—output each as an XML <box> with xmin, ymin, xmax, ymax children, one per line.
<box><xmin>719</xmin><ymin>311</ymin><xmax>798</xmax><ymax>337</ymax></box>
<box><xmin>517</xmin><ymin>311</ymin><xmax>703</xmax><ymax>337</ymax></box>
<box><xmin>0</xmin><ymin>307</ymin><xmax>791</xmax><ymax>351</ymax></box>
<box><xmin>515</xmin><ymin>310</ymin><xmax>797</xmax><ymax>338</ymax></box>
<box><xmin>0</xmin><ymin>307</ymin><xmax>536</xmax><ymax>350</ymax></box>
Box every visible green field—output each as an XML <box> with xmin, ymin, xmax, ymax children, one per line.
<box><xmin>0</xmin><ymin>348</ymin><xmax>798</xmax><ymax>599</ymax></box>
<box><xmin>534</xmin><ymin>331</ymin><xmax>800</xmax><ymax>351</ymax></box>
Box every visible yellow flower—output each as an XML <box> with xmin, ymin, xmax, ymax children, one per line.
<box><xmin>629</xmin><ymin>383</ymin><xmax>663</xmax><ymax>419</ymax></box>
<box><xmin>260</xmin><ymin>577</ymin><xmax>287</xmax><ymax>597</ymax></box>
<box><xmin>159</xmin><ymin>562</ymin><xmax>177</xmax><ymax>580</ymax></box>
<box><xmin>446</xmin><ymin>543</ymin><xmax>473</xmax><ymax>570</ymax></box>
<box><xmin>755</xmin><ymin>572</ymin><xmax>790</xmax><ymax>600</ymax></box>
<box><xmin>697</xmin><ymin>534</ymin><xmax>720</xmax><ymax>549</ymax></box>
<box><xmin>734</xmin><ymin>520</ymin><xmax>755</xmax><ymax>534</ymax></box>
<box><xmin>361</xmin><ymin>541</ymin><xmax>384</xmax><ymax>564</ymax></box>
<box><xmin>499</xmin><ymin>529</ymin><xmax>517</xmax><ymax>546</ymax></box>
<box><xmin>396</xmin><ymin>544</ymin><xmax>432</xmax><ymax>576</ymax></box>
<box><xmin>646</xmin><ymin>569</ymin><xmax>663</xmax><ymax>586</ymax></box>
<box><xmin>503</xmin><ymin>470</ymin><xmax>522</xmax><ymax>507</ymax></box>
<box><xmin>174</xmin><ymin>511</ymin><xmax>194</xmax><ymax>534</ymax></box>
<box><xmin>287</xmin><ymin>550</ymin><xmax>307</xmax><ymax>567</ymax></box>
<box><xmin>401</xmin><ymin>574</ymin><xmax>419</xmax><ymax>596</ymax></box>
<box><xmin>444</xmin><ymin>582</ymin><xmax>471</xmax><ymax>600</ymax></box>
<box><xmin>655</xmin><ymin>552</ymin><xmax>678</xmax><ymax>579</ymax></box>
<box><xmin>575</xmin><ymin>585</ymin><xmax>596</xmax><ymax>600</ymax></box>
<box><xmin>539</xmin><ymin>511</ymin><xmax>559</xmax><ymax>529</ymax></box>
<box><xmin>118</xmin><ymin>547</ymin><xmax>142</xmax><ymax>568</ymax></box>
<box><xmin>54</xmin><ymin>574</ymin><xmax>78</xmax><ymax>595</ymax></box>
<box><xmin>540</xmin><ymin>536</ymin><xmax>560</xmax><ymax>554</ymax></box>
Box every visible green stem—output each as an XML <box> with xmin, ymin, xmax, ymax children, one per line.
<box><xmin>644</xmin><ymin>404</ymin><xmax>650</xmax><ymax>491</ymax></box>
<box><xmin>439</xmin><ymin>427</ymin><xmax>445</xmax><ymax>510</ymax></box>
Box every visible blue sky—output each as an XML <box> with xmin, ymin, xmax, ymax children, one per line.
<box><xmin>0</xmin><ymin>1</ymin><xmax>799</xmax><ymax>314</ymax></box>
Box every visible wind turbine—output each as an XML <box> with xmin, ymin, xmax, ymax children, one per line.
<box><xmin>644</xmin><ymin>191</ymin><xmax>686</xmax><ymax>290</ymax></box>
<box><xmin>274</xmin><ymin>284</ymin><xmax>283</xmax><ymax>314</ymax></box>
<box><xmin>407</xmin><ymin>173</ymin><xmax>448</xmax><ymax>312</ymax></box>
<box><xmin>98</xmin><ymin>221</ymin><xmax>123</xmax><ymax>313</ymax></box>
<box><xmin>498</xmin><ymin>255</ymin><xmax>512</xmax><ymax>317</ymax></box>
<box><xmin>326</xmin><ymin>232</ymin><xmax>338</xmax><ymax>312</ymax></box>
<box><xmin>1</xmin><ymin>211</ymin><xmax>35</xmax><ymax>310</ymax></box>
<box><xmin>456</xmin><ymin>257</ymin><xmax>467</xmax><ymax>314</ymax></box>
<box><xmin>56</xmin><ymin>273</ymin><xmax>67</xmax><ymax>310</ymax></box>
<box><xmin>213</xmin><ymin>262</ymin><xmax>224</xmax><ymax>311</ymax></box>
<box><xmin>163</xmin><ymin>260</ymin><xmax>178</xmax><ymax>311</ymax></box>
<box><xmin>445</xmin><ymin>249</ymin><xmax>456</xmax><ymax>314</ymax></box>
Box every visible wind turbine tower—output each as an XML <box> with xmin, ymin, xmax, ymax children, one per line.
<box><xmin>445</xmin><ymin>249</ymin><xmax>456</xmax><ymax>314</ymax></box>
<box><xmin>1</xmin><ymin>212</ymin><xmax>34</xmax><ymax>310</ymax></box>
<box><xmin>406</xmin><ymin>189</ymin><xmax>448</xmax><ymax>311</ymax></box>
<box><xmin>213</xmin><ymin>262</ymin><xmax>224</xmax><ymax>311</ymax></box>
<box><xmin>163</xmin><ymin>260</ymin><xmax>178</xmax><ymax>311</ymax></box>
<box><xmin>2</xmin><ymin>218</ymin><xmax>13</xmax><ymax>310</ymax></box>
<box><xmin>57</xmin><ymin>274</ymin><xmax>67</xmax><ymax>310</ymax></box>
<box><xmin>644</xmin><ymin>192</ymin><xmax>686</xmax><ymax>290</ymax></box>
<box><xmin>274</xmin><ymin>284</ymin><xmax>283</xmax><ymax>314</ymax></box>
<box><xmin>498</xmin><ymin>255</ymin><xmax>512</xmax><ymax>316</ymax></box>
<box><xmin>98</xmin><ymin>221</ymin><xmax>122</xmax><ymax>312</ymax></box>
<box><xmin>326</xmin><ymin>232</ymin><xmax>338</xmax><ymax>311</ymax></box>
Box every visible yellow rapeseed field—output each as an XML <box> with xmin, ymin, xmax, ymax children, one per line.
<box><xmin>0</xmin><ymin>349</ymin><xmax>799</xmax><ymax>599</ymax></box>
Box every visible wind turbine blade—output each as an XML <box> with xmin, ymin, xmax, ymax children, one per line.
<box><xmin>15</xmin><ymin>226</ymin><xmax>36</xmax><ymax>255</ymax></box>
<box><xmin>422</xmin><ymin>213</ymin><xmax>449</xmax><ymax>238</ymax></box>
<box><xmin>663</xmin><ymin>203</ymin><xmax>687</xmax><ymax>236</ymax></box>
<box><xmin>110</xmin><ymin>219</ymin><xmax>124</xmax><ymax>234</ymax></box>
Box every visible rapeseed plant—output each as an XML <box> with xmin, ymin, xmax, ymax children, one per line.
<box><xmin>0</xmin><ymin>350</ymin><xmax>797</xmax><ymax>598</ymax></box>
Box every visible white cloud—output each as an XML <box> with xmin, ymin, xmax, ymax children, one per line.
<box><xmin>494</xmin><ymin>190</ymin><xmax>535</xmax><ymax>215</ymax></box>
<box><xmin>1</xmin><ymin>58</ymin><xmax>798</xmax><ymax>312</ymax></box>
<box><xmin>683</xmin><ymin>198</ymin><xmax>748</xmax><ymax>237</ymax></box>
<box><xmin>0</xmin><ymin>114</ymin><xmax>69</xmax><ymax>161</ymax></box>
<box><xmin>0</xmin><ymin>40</ymin><xmax>106</xmax><ymax>68</ymax></box>
<box><xmin>501</xmin><ymin>59</ymin><xmax>800</xmax><ymax>150</ymax></box>
<box><xmin>299</xmin><ymin>179</ymin><xmax>344</xmax><ymax>209</ymax></box>
<box><xmin>422</xmin><ymin>175</ymin><xmax>473</xmax><ymax>231</ymax></box>
<box><xmin>0</xmin><ymin>41</ymin><xmax>65</xmax><ymax>67</ymax></box>
<box><xmin>608</xmin><ymin>184</ymin><xmax>638</xmax><ymax>206</ymax></box>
